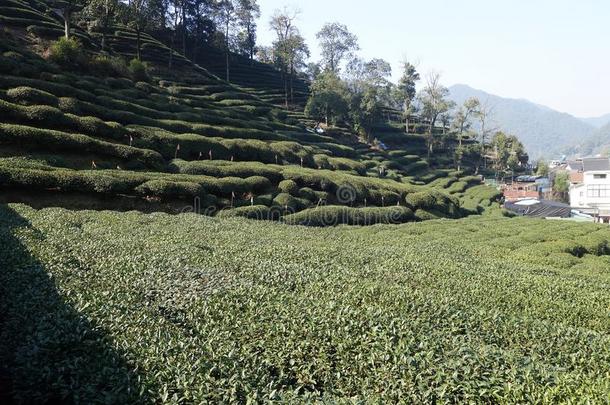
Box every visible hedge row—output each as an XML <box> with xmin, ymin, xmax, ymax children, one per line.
<box><xmin>0</xmin><ymin>165</ymin><xmax>273</xmax><ymax>200</ymax></box>
<box><xmin>0</xmin><ymin>123</ymin><xmax>163</xmax><ymax>167</ymax></box>
<box><xmin>283</xmin><ymin>206</ymin><xmax>415</xmax><ymax>227</ymax></box>
<box><xmin>169</xmin><ymin>159</ymin><xmax>283</xmax><ymax>182</ymax></box>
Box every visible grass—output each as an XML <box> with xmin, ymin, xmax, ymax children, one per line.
<box><xmin>3</xmin><ymin>204</ymin><xmax>610</xmax><ymax>403</ymax></box>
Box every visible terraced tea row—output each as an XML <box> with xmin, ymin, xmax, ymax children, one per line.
<box><xmin>2</xmin><ymin>204</ymin><xmax>610</xmax><ymax>402</ymax></box>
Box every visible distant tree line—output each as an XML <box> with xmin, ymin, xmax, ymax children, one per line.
<box><xmin>55</xmin><ymin>0</ymin><xmax>261</xmax><ymax>76</ymax></box>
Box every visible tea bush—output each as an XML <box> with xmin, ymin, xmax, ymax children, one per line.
<box><xmin>3</xmin><ymin>206</ymin><xmax>610</xmax><ymax>402</ymax></box>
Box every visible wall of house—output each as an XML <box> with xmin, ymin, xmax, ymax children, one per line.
<box><xmin>570</xmin><ymin>170</ymin><xmax>610</xmax><ymax>212</ymax></box>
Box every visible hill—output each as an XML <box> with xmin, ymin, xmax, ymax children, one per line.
<box><xmin>448</xmin><ymin>84</ymin><xmax>595</xmax><ymax>158</ymax></box>
<box><xmin>580</xmin><ymin>113</ymin><xmax>610</xmax><ymax>129</ymax></box>
<box><xmin>0</xmin><ymin>0</ymin><xmax>501</xmax><ymax>225</ymax></box>
<box><xmin>562</xmin><ymin>121</ymin><xmax>610</xmax><ymax>157</ymax></box>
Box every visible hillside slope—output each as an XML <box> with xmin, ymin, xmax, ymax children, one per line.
<box><xmin>580</xmin><ymin>113</ymin><xmax>610</xmax><ymax>129</ymax></box>
<box><xmin>448</xmin><ymin>84</ymin><xmax>595</xmax><ymax>158</ymax></box>
<box><xmin>562</xmin><ymin>122</ymin><xmax>610</xmax><ymax>157</ymax></box>
<box><xmin>0</xmin><ymin>0</ymin><xmax>501</xmax><ymax>223</ymax></box>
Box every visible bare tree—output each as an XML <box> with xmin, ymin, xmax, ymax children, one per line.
<box><xmin>419</xmin><ymin>72</ymin><xmax>453</xmax><ymax>157</ymax></box>
<box><xmin>269</xmin><ymin>7</ymin><xmax>308</xmax><ymax>107</ymax></box>
<box><xmin>476</xmin><ymin>101</ymin><xmax>498</xmax><ymax>171</ymax></box>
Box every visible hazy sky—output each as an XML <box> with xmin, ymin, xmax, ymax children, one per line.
<box><xmin>257</xmin><ymin>0</ymin><xmax>610</xmax><ymax>118</ymax></box>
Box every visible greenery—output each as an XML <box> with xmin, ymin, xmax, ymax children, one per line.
<box><xmin>46</xmin><ymin>36</ymin><xmax>86</xmax><ymax>68</ymax></box>
<box><xmin>3</xmin><ymin>204</ymin><xmax>610</xmax><ymax>402</ymax></box>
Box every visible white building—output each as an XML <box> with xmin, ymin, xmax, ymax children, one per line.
<box><xmin>569</xmin><ymin>158</ymin><xmax>610</xmax><ymax>222</ymax></box>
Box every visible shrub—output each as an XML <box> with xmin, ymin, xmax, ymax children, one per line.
<box><xmin>128</xmin><ymin>58</ymin><xmax>149</xmax><ymax>82</ymax></box>
<box><xmin>406</xmin><ymin>191</ymin><xmax>437</xmax><ymax>209</ymax></box>
<box><xmin>88</xmin><ymin>55</ymin><xmax>128</xmax><ymax>77</ymax></box>
<box><xmin>298</xmin><ymin>187</ymin><xmax>317</xmax><ymax>201</ymax></box>
<box><xmin>0</xmin><ymin>123</ymin><xmax>163</xmax><ymax>168</ymax></box>
<box><xmin>5</xmin><ymin>86</ymin><xmax>58</xmax><ymax>106</ymax></box>
<box><xmin>169</xmin><ymin>160</ymin><xmax>283</xmax><ymax>182</ymax></box>
<box><xmin>278</xmin><ymin>179</ymin><xmax>299</xmax><ymax>196</ymax></box>
<box><xmin>47</xmin><ymin>37</ymin><xmax>85</xmax><ymax>69</ymax></box>
<box><xmin>135</xmin><ymin>180</ymin><xmax>203</xmax><ymax>199</ymax></box>
<box><xmin>216</xmin><ymin>205</ymin><xmax>271</xmax><ymax>220</ymax></box>
<box><xmin>283</xmin><ymin>206</ymin><xmax>415</xmax><ymax>227</ymax></box>
<box><xmin>273</xmin><ymin>193</ymin><xmax>309</xmax><ymax>211</ymax></box>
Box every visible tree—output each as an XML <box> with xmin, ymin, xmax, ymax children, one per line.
<box><xmin>394</xmin><ymin>60</ymin><xmax>420</xmax><ymax>134</ymax></box>
<box><xmin>83</xmin><ymin>0</ymin><xmax>119</xmax><ymax>51</ymax></box>
<box><xmin>452</xmin><ymin>97</ymin><xmax>480</xmax><ymax>170</ymax></box>
<box><xmin>269</xmin><ymin>8</ymin><xmax>309</xmax><ymax>107</ymax></box>
<box><xmin>553</xmin><ymin>171</ymin><xmax>570</xmax><ymax>202</ymax></box>
<box><xmin>355</xmin><ymin>85</ymin><xmax>383</xmax><ymax>140</ymax></box>
<box><xmin>214</xmin><ymin>0</ymin><xmax>237</xmax><ymax>81</ymax></box>
<box><xmin>190</xmin><ymin>0</ymin><xmax>216</xmax><ymax>61</ymax></box>
<box><xmin>122</xmin><ymin>0</ymin><xmax>155</xmax><ymax>60</ymax></box>
<box><xmin>49</xmin><ymin>0</ymin><xmax>85</xmax><ymax>39</ymax></box>
<box><xmin>476</xmin><ymin>102</ymin><xmax>497</xmax><ymax>170</ymax></box>
<box><xmin>305</xmin><ymin>71</ymin><xmax>349</xmax><ymax>126</ymax></box>
<box><xmin>235</xmin><ymin>0</ymin><xmax>260</xmax><ymax>60</ymax></box>
<box><xmin>255</xmin><ymin>45</ymin><xmax>273</xmax><ymax>64</ymax></box>
<box><xmin>489</xmin><ymin>132</ymin><xmax>528</xmax><ymax>175</ymax></box>
<box><xmin>419</xmin><ymin>72</ymin><xmax>453</xmax><ymax>157</ymax></box>
<box><xmin>536</xmin><ymin>159</ymin><xmax>549</xmax><ymax>177</ymax></box>
<box><xmin>167</xmin><ymin>0</ymin><xmax>184</xmax><ymax>69</ymax></box>
<box><xmin>345</xmin><ymin>57</ymin><xmax>392</xmax><ymax>94</ymax></box>
<box><xmin>316</xmin><ymin>22</ymin><xmax>359</xmax><ymax>73</ymax></box>
<box><xmin>304</xmin><ymin>62</ymin><xmax>321</xmax><ymax>81</ymax></box>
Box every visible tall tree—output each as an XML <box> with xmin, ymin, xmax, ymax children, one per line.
<box><xmin>215</xmin><ymin>0</ymin><xmax>237</xmax><ymax>81</ymax></box>
<box><xmin>269</xmin><ymin>7</ymin><xmax>308</xmax><ymax>107</ymax></box>
<box><xmin>49</xmin><ymin>0</ymin><xmax>85</xmax><ymax>39</ymax></box>
<box><xmin>190</xmin><ymin>0</ymin><xmax>215</xmax><ymax>61</ymax></box>
<box><xmin>122</xmin><ymin>0</ymin><xmax>154</xmax><ymax>60</ymax></box>
<box><xmin>83</xmin><ymin>0</ymin><xmax>119</xmax><ymax>51</ymax></box>
<box><xmin>452</xmin><ymin>97</ymin><xmax>480</xmax><ymax>171</ymax></box>
<box><xmin>476</xmin><ymin>102</ymin><xmax>497</xmax><ymax>170</ymax></box>
<box><xmin>419</xmin><ymin>72</ymin><xmax>453</xmax><ymax>157</ymax></box>
<box><xmin>167</xmin><ymin>0</ymin><xmax>184</xmax><ymax>69</ymax></box>
<box><xmin>305</xmin><ymin>70</ymin><xmax>349</xmax><ymax>126</ymax></box>
<box><xmin>489</xmin><ymin>131</ymin><xmax>528</xmax><ymax>175</ymax></box>
<box><xmin>394</xmin><ymin>60</ymin><xmax>420</xmax><ymax>133</ymax></box>
<box><xmin>316</xmin><ymin>22</ymin><xmax>359</xmax><ymax>73</ymax></box>
<box><xmin>235</xmin><ymin>0</ymin><xmax>260</xmax><ymax>60</ymax></box>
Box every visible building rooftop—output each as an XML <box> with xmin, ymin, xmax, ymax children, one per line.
<box><xmin>582</xmin><ymin>158</ymin><xmax>610</xmax><ymax>172</ymax></box>
<box><xmin>566</xmin><ymin>160</ymin><xmax>583</xmax><ymax>172</ymax></box>
<box><xmin>505</xmin><ymin>199</ymin><xmax>572</xmax><ymax>218</ymax></box>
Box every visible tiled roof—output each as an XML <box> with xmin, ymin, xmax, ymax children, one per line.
<box><xmin>583</xmin><ymin>158</ymin><xmax>610</xmax><ymax>172</ymax></box>
<box><xmin>567</xmin><ymin>160</ymin><xmax>583</xmax><ymax>172</ymax></box>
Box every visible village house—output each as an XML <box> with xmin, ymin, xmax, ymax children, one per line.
<box><xmin>502</xmin><ymin>175</ymin><xmax>549</xmax><ymax>202</ymax></box>
<box><xmin>569</xmin><ymin>158</ymin><xmax>610</xmax><ymax>223</ymax></box>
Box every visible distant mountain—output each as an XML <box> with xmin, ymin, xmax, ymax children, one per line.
<box><xmin>563</xmin><ymin>122</ymin><xmax>610</xmax><ymax>157</ymax></box>
<box><xmin>579</xmin><ymin>113</ymin><xmax>610</xmax><ymax>129</ymax></box>
<box><xmin>448</xmin><ymin>84</ymin><xmax>595</xmax><ymax>159</ymax></box>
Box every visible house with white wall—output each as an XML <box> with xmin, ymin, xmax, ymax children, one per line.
<box><xmin>569</xmin><ymin>158</ymin><xmax>610</xmax><ymax>222</ymax></box>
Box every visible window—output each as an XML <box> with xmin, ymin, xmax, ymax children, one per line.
<box><xmin>587</xmin><ymin>185</ymin><xmax>610</xmax><ymax>198</ymax></box>
<box><xmin>594</xmin><ymin>174</ymin><xmax>607</xmax><ymax>179</ymax></box>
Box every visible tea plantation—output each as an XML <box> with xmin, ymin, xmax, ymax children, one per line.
<box><xmin>2</xmin><ymin>203</ymin><xmax>610</xmax><ymax>403</ymax></box>
<box><xmin>0</xmin><ymin>0</ymin><xmax>496</xmax><ymax>223</ymax></box>
<box><xmin>4</xmin><ymin>1</ymin><xmax>609</xmax><ymax>403</ymax></box>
